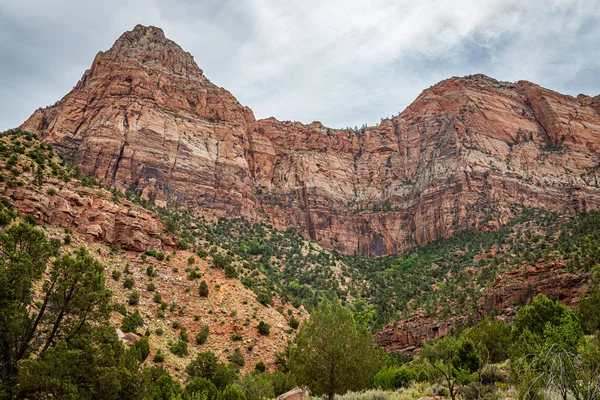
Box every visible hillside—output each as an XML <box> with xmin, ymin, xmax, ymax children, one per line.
<box><xmin>20</xmin><ymin>24</ymin><xmax>600</xmax><ymax>256</ymax></box>
<box><xmin>0</xmin><ymin>129</ymin><xmax>300</xmax><ymax>377</ymax></box>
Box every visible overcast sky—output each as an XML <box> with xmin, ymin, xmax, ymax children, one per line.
<box><xmin>1</xmin><ymin>0</ymin><xmax>599</xmax><ymax>130</ymax></box>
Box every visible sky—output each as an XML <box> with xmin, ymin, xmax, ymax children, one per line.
<box><xmin>1</xmin><ymin>0</ymin><xmax>599</xmax><ymax>130</ymax></box>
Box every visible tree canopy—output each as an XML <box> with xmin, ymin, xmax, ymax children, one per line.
<box><xmin>289</xmin><ymin>298</ymin><xmax>385</xmax><ymax>400</ymax></box>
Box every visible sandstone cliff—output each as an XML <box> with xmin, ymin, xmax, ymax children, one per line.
<box><xmin>21</xmin><ymin>25</ymin><xmax>600</xmax><ymax>255</ymax></box>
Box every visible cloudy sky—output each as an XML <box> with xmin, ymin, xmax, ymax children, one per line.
<box><xmin>1</xmin><ymin>0</ymin><xmax>599</xmax><ymax>130</ymax></box>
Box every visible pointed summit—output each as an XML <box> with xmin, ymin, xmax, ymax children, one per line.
<box><xmin>94</xmin><ymin>24</ymin><xmax>203</xmax><ymax>77</ymax></box>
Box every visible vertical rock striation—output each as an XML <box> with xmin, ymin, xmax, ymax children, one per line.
<box><xmin>21</xmin><ymin>25</ymin><xmax>600</xmax><ymax>255</ymax></box>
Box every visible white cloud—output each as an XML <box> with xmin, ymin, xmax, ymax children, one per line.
<box><xmin>1</xmin><ymin>0</ymin><xmax>599</xmax><ymax>130</ymax></box>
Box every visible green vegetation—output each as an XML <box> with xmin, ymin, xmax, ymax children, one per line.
<box><xmin>290</xmin><ymin>298</ymin><xmax>385</xmax><ymax>400</ymax></box>
<box><xmin>257</xmin><ymin>321</ymin><xmax>270</xmax><ymax>336</ymax></box>
<box><xmin>5</xmin><ymin>128</ymin><xmax>600</xmax><ymax>399</ymax></box>
<box><xmin>196</xmin><ymin>325</ymin><xmax>209</xmax><ymax>345</ymax></box>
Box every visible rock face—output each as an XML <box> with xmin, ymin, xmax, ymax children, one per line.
<box><xmin>0</xmin><ymin>177</ymin><xmax>176</xmax><ymax>252</ymax></box>
<box><xmin>374</xmin><ymin>261</ymin><xmax>589</xmax><ymax>354</ymax></box>
<box><xmin>21</xmin><ymin>25</ymin><xmax>600</xmax><ymax>256</ymax></box>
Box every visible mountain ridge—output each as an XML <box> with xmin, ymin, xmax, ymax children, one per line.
<box><xmin>21</xmin><ymin>24</ymin><xmax>600</xmax><ymax>256</ymax></box>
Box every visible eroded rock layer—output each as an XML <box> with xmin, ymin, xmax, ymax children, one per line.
<box><xmin>374</xmin><ymin>261</ymin><xmax>589</xmax><ymax>353</ymax></box>
<box><xmin>21</xmin><ymin>25</ymin><xmax>600</xmax><ymax>255</ymax></box>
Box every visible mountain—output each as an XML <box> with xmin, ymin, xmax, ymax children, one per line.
<box><xmin>20</xmin><ymin>24</ymin><xmax>600</xmax><ymax>257</ymax></box>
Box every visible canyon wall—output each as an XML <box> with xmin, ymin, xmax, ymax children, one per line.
<box><xmin>21</xmin><ymin>25</ymin><xmax>600</xmax><ymax>255</ymax></box>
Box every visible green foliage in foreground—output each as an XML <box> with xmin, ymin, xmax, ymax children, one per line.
<box><xmin>290</xmin><ymin>298</ymin><xmax>386</xmax><ymax>400</ymax></box>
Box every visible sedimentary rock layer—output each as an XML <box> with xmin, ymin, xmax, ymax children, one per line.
<box><xmin>21</xmin><ymin>25</ymin><xmax>600</xmax><ymax>255</ymax></box>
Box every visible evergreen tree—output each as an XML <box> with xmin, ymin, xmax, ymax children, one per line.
<box><xmin>289</xmin><ymin>298</ymin><xmax>384</xmax><ymax>400</ymax></box>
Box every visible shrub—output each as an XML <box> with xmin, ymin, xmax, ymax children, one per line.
<box><xmin>257</xmin><ymin>321</ymin><xmax>270</xmax><ymax>336</ymax></box>
<box><xmin>180</xmin><ymin>327</ymin><xmax>189</xmax><ymax>342</ymax></box>
<box><xmin>373</xmin><ymin>365</ymin><xmax>416</xmax><ymax>390</ymax></box>
<box><xmin>121</xmin><ymin>310</ymin><xmax>144</xmax><ymax>333</ymax></box>
<box><xmin>225</xmin><ymin>264</ymin><xmax>238</xmax><ymax>278</ymax></box>
<box><xmin>228</xmin><ymin>348</ymin><xmax>245</xmax><ymax>367</ymax></box>
<box><xmin>154</xmin><ymin>349</ymin><xmax>166</xmax><ymax>363</ymax></box>
<box><xmin>113</xmin><ymin>303</ymin><xmax>127</xmax><ymax>315</ymax></box>
<box><xmin>196</xmin><ymin>325</ymin><xmax>209</xmax><ymax>345</ymax></box>
<box><xmin>256</xmin><ymin>292</ymin><xmax>273</xmax><ymax>307</ymax></box>
<box><xmin>239</xmin><ymin>372</ymin><xmax>274</xmax><ymax>400</ymax></box>
<box><xmin>178</xmin><ymin>239</ymin><xmax>190</xmax><ymax>250</ymax></box>
<box><xmin>288</xmin><ymin>317</ymin><xmax>299</xmax><ymax>329</ymax></box>
<box><xmin>111</xmin><ymin>270</ymin><xmax>121</xmax><ymax>281</ymax></box>
<box><xmin>231</xmin><ymin>332</ymin><xmax>243</xmax><ymax>341</ymax></box>
<box><xmin>123</xmin><ymin>277</ymin><xmax>135</xmax><ymax>289</ymax></box>
<box><xmin>153</xmin><ymin>292</ymin><xmax>162</xmax><ymax>303</ymax></box>
<box><xmin>170</xmin><ymin>340</ymin><xmax>189</xmax><ymax>357</ymax></box>
<box><xmin>217</xmin><ymin>385</ymin><xmax>246</xmax><ymax>400</ymax></box>
<box><xmin>185</xmin><ymin>378</ymin><xmax>218</xmax><ymax>400</ymax></box>
<box><xmin>255</xmin><ymin>361</ymin><xmax>266</xmax><ymax>373</ymax></box>
<box><xmin>199</xmin><ymin>280</ymin><xmax>209</xmax><ymax>297</ymax></box>
<box><xmin>128</xmin><ymin>290</ymin><xmax>140</xmax><ymax>305</ymax></box>
<box><xmin>212</xmin><ymin>253</ymin><xmax>232</xmax><ymax>269</ymax></box>
<box><xmin>146</xmin><ymin>282</ymin><xmax>156</xmax><ymax>291</ymax></box>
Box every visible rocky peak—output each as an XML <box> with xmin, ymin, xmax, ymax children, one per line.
<box><xmin>20</xmin><ymin>26</ymin><xmax>600</xmax><ymax>256</ymax></box>
<box><xmin>90</xmin><ymin>24</ymin><xmax>203</xmax><ymax>79</ymax></box>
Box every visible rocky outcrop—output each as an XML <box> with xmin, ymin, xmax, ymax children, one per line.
<box><xmin>0</xmin><ymin>177</ymin><xmax>176</xmax><ymax>252</ymax></box>
<box><xmin>21</xmin><ymin>25</ymin><xmax>600</xmax><ymax>256</ymax></box>
<box><xmin>374</xmin><ymin>261</ymin><xmax>589</xmax><ymax>354</ymax></box>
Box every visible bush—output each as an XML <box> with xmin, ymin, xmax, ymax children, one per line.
<box><xmin>269</xmin><ymin>371</ymin><xmax>297</xmax><ymax>396</ymax></box>
<box><xmin>170</xmin><ymin>340</ymin><xmax>189</xmax><ymax>357</ymax></box>
<box><xmin>147</xmin><ymin>282</ymin><xmax>156</xmax><ymax>291</ymax></box>
<box><xmin>185</xmin><ymin>378</ymin><xmax>218</xmax><ymax>400</ymax></box>
<box><xmin>256</xmin><ymin>292</ymin><xmax>273</xmax><ymax>307</ymax></box>
<box><xmin>178</xmin><ymin>239</ymin><xmax>190</xmax><ymax>250</ymax></box>
<box><xmin>212</xmin><ymin>253</ymin><xmax>232</xmax><ymax>269</ymax></box>
<box><xmin>186</xmin><ymin>351</ymin><xmax>219</xmax><ymax>380</ymax></box>
<box><xmin>199</xmin><ymin>280</ymin><xmax>209</xmax><ymax>297</ymax></box>
<box><xmin>373</xmin><ymin>365</ymin><xmax>416</xmax><ymax>390</ymax></box>
<box><xmin>228</xmin><ymin>348</ymin><xmax>245</xmax><ymax>367</ymax></box>
<box><xmin>257</xmin><ymin>321</ymin><xmax>270</xmax><ymax>336</ymax></box>
<box><xmin>153</xmin><ymin>292</ymin><xmax>162</xmax><ymax>303</ymax></box>
<box><xmin>217</xmin><ymin>385</ymin><xmax>246</xmax><ymax>400</ymax></box>
<box><xmin>231</xmin><ymin>332</ymin><xmax>243</xmax><ymax>341</ymax></box>
<box><xmin>154</xmin><ymin>349</ymin><xmax>166</xmax><ymax>363</ymax></box>
<box><xmin>111</xmin><ymin>270</ymin><xmax>121</xmax><ymax>281</ymax></box>
<box><xmin>288</xmin><ymin>317</ymin><xmax>299</xmax><ymax>329</ymax></box>
<box><xmin>255</xmin><ymin>361</ymin><xmax>266</xmax><ymax>372</ymax></box>
<box><xmin>121</xmin><ymin>310</ymin><xmax>144</xmax><ymax>333</ymax></box>
<box><xmin>180</xmin><ymin>327</ymin><xmax>189</xmax><ymax>342</ymax></box>
<box><xmin>239</xmin><ymin>372</ymin><xmax>275</xmax><ymax>400</ymax></box>
<box><xmin>462</xmin><ymin>318</ymin><xmax>511</xmax><ymax>363</ymax></box>
<box><xmin>123</xmin><ymin>277</ymin><xmax>135</xmax><ymax>289</ymax></box>
<box><xmin>128</xmin><ymin>290</ymin><xmax>140</xmax><ymax>305</ymax></box>
<box><xmin>225</xmin><ymin>264</ymin><xmax>238</xmax><ymax>278</ymax></box>
<box><xmin>196</xmin><ymin>325</ymin><xmax>209</xmax><ymax>345</ymax></box>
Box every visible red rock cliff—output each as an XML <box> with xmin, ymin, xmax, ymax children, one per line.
<box><xmin>21</xmin><ymin>25</ymin><xmax>600</xmax><ymax>255</ymax></box>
